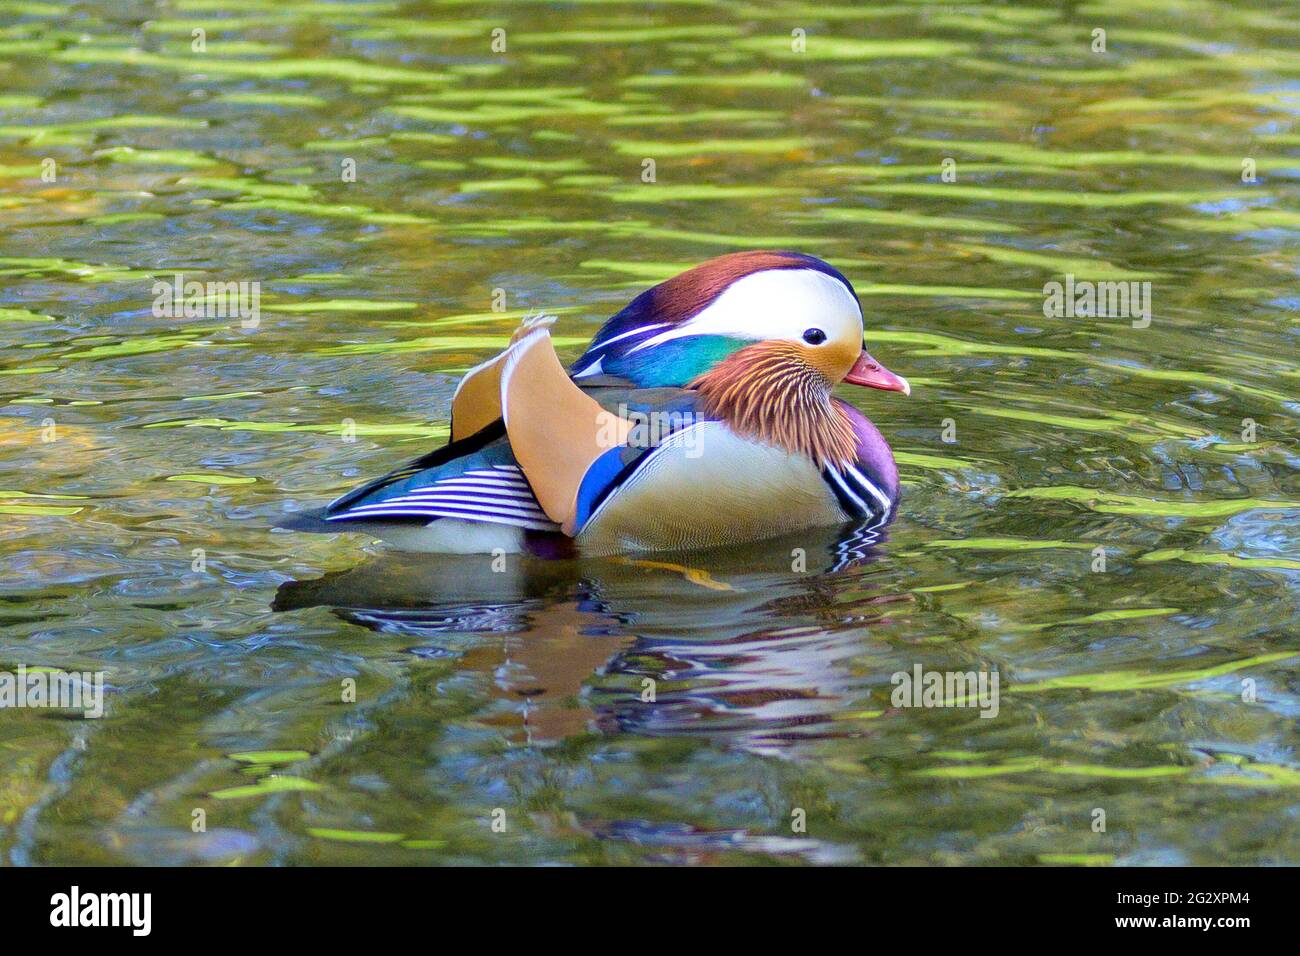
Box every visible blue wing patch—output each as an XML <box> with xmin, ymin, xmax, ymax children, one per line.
<box><xmin>323</xmin><ymin>421</ymin><xmax>559</xmax><ymax>531</ymax></box>
<box><xmin>326</xmin><ymin>463</ymin><xmax>559</xmax><ymax>531</ymax></box>
<box><xmin>571</xmin><ymin>446</ymin><xmax>643</xmax><ymax>533</ymax></box>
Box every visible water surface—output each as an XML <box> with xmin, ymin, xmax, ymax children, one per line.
<box><xmin>0</xmin><ymin>0</ymin><xmax>1298</xmax><ymax>865</ymax></box>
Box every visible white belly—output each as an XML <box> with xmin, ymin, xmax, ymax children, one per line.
<box><xmin>364</xmin><ymin>519</ymin><xmax>527</xmax><ymax>554</ymax></box>
<box><xmin>577</xmin><ymin>421</ymin><xmax>847</xmax><ymax>555</ymax></box>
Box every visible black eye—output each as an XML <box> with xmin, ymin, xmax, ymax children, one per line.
<box><xmin>802</xmin><ymin>328</ymin><xmax>827</xmax><ymax>345</ymax></box>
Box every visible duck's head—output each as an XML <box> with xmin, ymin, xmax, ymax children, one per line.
<box><xmin>572</xmin><ymin>250</ymin><xmax>909</xmax><ymax>397</ymax></box>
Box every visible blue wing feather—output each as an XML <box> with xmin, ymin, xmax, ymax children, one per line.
<box><xmin>324</xmin><ymin>420</ymin><xmax>559</xmax><ymax>531</ymax></box>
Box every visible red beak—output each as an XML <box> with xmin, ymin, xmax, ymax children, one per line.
<box><xmin>844</xmin><ymin>350</ymin><xmax>910</xmax><ymax>394</ymax></box>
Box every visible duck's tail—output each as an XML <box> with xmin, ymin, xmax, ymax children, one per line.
<box><xmin>273</xmin><ymin>508</ymin><xmax>335</xmax><ymax>533</ymax></box>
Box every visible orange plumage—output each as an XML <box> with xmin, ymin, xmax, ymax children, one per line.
<box><xmin>690</xmin><ymin>340</ymin><xmax>858</xmax><ymax>469</ymax></box>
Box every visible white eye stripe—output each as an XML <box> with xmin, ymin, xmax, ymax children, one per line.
<box><xmin>625</xmin><ymin>268</ymin><xmax>862</xmax><ymax>355</ymax></box>
<box><xmin>590</xmin><ymin>321</ymin><xmax>671</xmax><ymax>352</ymax></box>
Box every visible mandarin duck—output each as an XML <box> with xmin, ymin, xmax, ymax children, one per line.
<box><xmin>285</xmin><ymin>251</ymin><xmax>909</xmax><ymax>555</ymax></box>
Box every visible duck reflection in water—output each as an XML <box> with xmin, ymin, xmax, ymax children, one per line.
<box><xmin>273</xmin><ymin>522</ymin><xmax>907</xmax><ymax>755</ymax></box>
